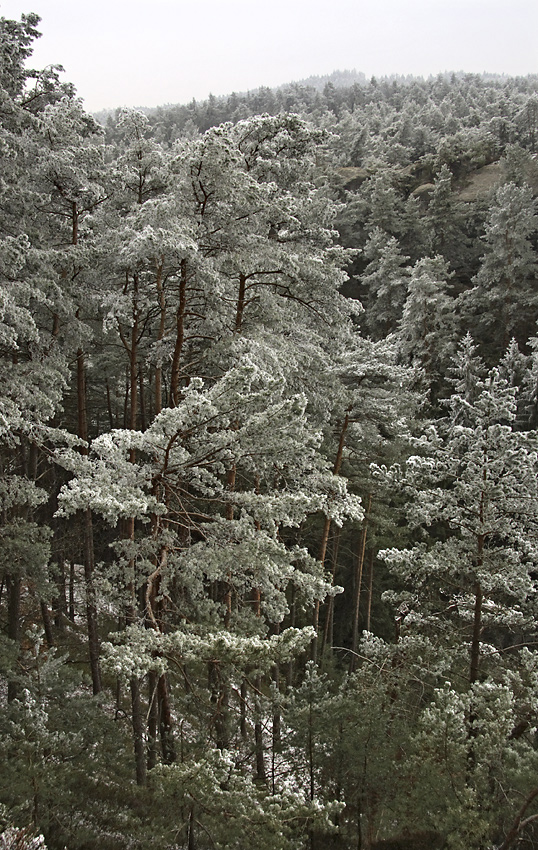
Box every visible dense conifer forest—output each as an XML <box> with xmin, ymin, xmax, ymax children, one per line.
<box><xmin>2</xmin><ymin>12</ymin><xmax>538</xmax><ymax>850</ymax></box>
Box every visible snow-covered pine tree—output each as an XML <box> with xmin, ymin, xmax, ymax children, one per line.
<box><xmin>462</xmin><ymin>181</ymin><xmax>538</xmax><ymax>359</ymax></box>
<box><xmin>361</xmin><ymin>227</ymin><xmax>410</xmax><ymax>339</ymax></box>
<box><xmin>375</xmin><ymin>337</ymin><xmax>538</xmax><ymax>848</ymax></box>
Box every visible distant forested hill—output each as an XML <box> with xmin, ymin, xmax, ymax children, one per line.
<box><xmin>97</xmin><ymin>70</ymin><xmax>538</xmax><ymax>157</ymax></box>
<box><xmin>99</xmin><ymin>70</ymin><xmax>538</xmax><ymax>363</ymax></box>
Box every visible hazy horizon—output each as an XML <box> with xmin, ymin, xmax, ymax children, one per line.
<box><xmin>0</xmin><ymin>0</ymin><xmax>536</xmax><ymax>112</ymax></box>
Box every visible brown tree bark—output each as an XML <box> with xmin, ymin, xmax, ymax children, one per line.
<box><xmin>157</xmin><ymin>673</ymin><xmax>176</xmax><ymax>763</ymax></box>
<box><xmin>69</xmin><ymin>560</ymin><xmax>76</xmax><ymax>622</ymax></box>
<box><xmin>130</xmin><ymin>675</ymin><xmax>147</xmax><ymax>786</ymax></box>
<box><xmin>350</xmin><ymin>494</ymin><xmax>372</xmax><ymax>674</ymax></box>
<box><xmin>311</xmin><ymin>412</ymin><xmax>350</xmax><ymax>662</ymax></box>
<box><xmin>120</xmin><ymin>272</ymin><xmax>149</xmax><ymax>784</ymax></box>
<box><xmin>365</xmin><ymin>549</ymin><xmax>374</xmax><ymax>633</ymax></box>
<box><xmin>496</xmin><ymin>788</ymin><xmax>538</xmax><ymax>850</ymax></box>
<box><xmin>71</xmin><ymin>192</ymin><xmax>102</xmax><ymax>695</ymax></box>
<box><xmin>271</xmin><ymin>657</ymin><xmax>282</xmax><ymax>794</ymax></box>
<box><xmin>235</xmin><ymin>272</ymin><xmax>247</xmax><ymax>333</ymax></box>
<box><xmin>7</xmin><ymin>575</ymin><xmax>21</xmax><ymax>703</ymax></box>
<box><xmin>209</xmin><ymin>661</ymin><xmax>230</xmax><ymax>750</ymax></box>
<box><xmin>321</xmin><ymin>527</ymin><xmax>341</xmax><ymax>656</ymax></box>
<box><xmin>467</xmin><ymin>534</ymin><xmax>485</xmax><ymax>773</ymax></box>
<box><xmin>154</xmin><ymin>259</ymin><xmax>166</xmax><ymax>416</ymax></box>
<box><xmin>170</xmin><ymin>258</ymin><xmax>188</xmax><ymax>407</ymax></box>
<box><xmin>147</xmin><ymin>671</ymin><xmax>159</xmax><ymax>771</ymax></box>
<box><xmin>76</xmin><ymin>343</ymin><xmax>102</xmax><ymax>695</ymax></box>
<box><xmin>40</xmin><ymin>601</ymin><xmax>54</xmax><ymax>649</ymax></box>
<box><xmin>469</xmin><ymin>537</ymin><xmax>485</xmax><ymax>686</ymax></box>
<box><xmin>240</xmin><ymin>679</ymin><xmax>248</xmax><ymax>740</ymax></box>
<box><xmin>254</xmin><ymin>677</ymin><xmax>266</xmax><ymax>783</ymax></box>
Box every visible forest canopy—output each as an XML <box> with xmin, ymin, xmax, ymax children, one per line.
<box><xmin>1</xmin><ymin>12</ymin><xmax>538</xmax><ymax>850</ymax></box>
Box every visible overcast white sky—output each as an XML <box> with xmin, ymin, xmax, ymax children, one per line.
<box><xmin>0</xmin><ymin>0</ymin><xmax>536</xmax><ymax>112</ymax></box>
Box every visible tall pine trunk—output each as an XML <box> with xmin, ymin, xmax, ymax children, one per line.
<box><xmin>311</xmin><ymin>412</ymin><xmax>350</xmax><ymax>662</ymax></box>
<box><xmin>77</xmin><ymin>344</ymin><xmax>102</xmax><ymax>695</ymax></box>
<box><xmin>350</xmin><ymin>494</ymin><xmax>372</xmax><ymax>674</ymax></box>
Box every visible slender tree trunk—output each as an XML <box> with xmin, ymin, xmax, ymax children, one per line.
<box><xmin>468</xmin><ymin>535</ymin><xmax>485</xmax><ymax>773</ymax></box>
<box><xmin>350</xmin><ymin>538</ymin><xmax>365</xmax><ymax>674</ymax></box>
<box><xmin>77</xmin><ymin>343</ymin><xmax>102</xmax><ymax>695</ymax></box>
<box><xmin>251</xmin><ymin>565</ymin><xmax>265</xmax><ymax>781</ymax></box>
<box><xmin>147</xmin><ymin>671</ymin><xmax>159</xmax><ymax>770</ymax></box>
<box><xmin>7</xmin><ymin>575</ymin><xmax>21</xmax><ymax>702</ymax></box>
<box><xmin>469</xmin><ymin>537</ymin><xmax>485</xmax><ymax>685</ymax></box>
<box><xmin>287</xmin><ymin>585</ymin><xmax>296</xmax><ymax>687</ymax></box>
<box><xmin>240</xmin><ymin>679</ymin><xmax>248</xmax><ymax>739</ymax></box>
<box><xmin>158</xmin><ymin>674</ymin><xmax>176</xmax><ymax>763</ymax></box>
<box><xmin>154</xmin><ymin>259</ymin><xmax>166</xmax><ymax>416</ymax></box>
<box><xmin>311</xmin><ymin>412</ymin><xmax>350</xmax><ymax>662</ymax></box>
<box><xmin>209</xmin><ymin>662</ymin><xmax>229</xmax><ymax>750</ymax></box>
<box><xmin>121</xmin><ymin>275</ymin><xmax>149</xmax><ymax>785</ymax></box>
<box><xmin>223</xmin><ymin>463</ymin><xmax>236</xmax><ymax>627</ymax></box>
<box><xmin>131</xmin><ymin>676</ymin><xmax>147</xmax><ymax>786</ymax></box>
<box><xmin>235</xmin><ymin>272</ymin><xmax>247</xmax><ymax>333</ymax></box>
<box><xmin>271</xmin><ymin>663</ymin><xmax>281</xmax><ymax>794</ymax></box>
<box><xmin>71</xmin><ymin>200</ymin><xmax>78</xmax><ymax>245</ymax></box>
<box><xmin>187</xmin><ymin>805</ymin><xmax>196</xmax><ymax>850</ymax></box>
<box><xmin>105</xmin><ymin>377</ymin><xmax>114</xmax><ymax>430</ymax></box>
<box><xmin>54</xmin><ymin>557</ymin><xmax>67</xmax><ymax>630</ymax></box>
<box><xmin>83</xmin><ymin>506</ymin><xmax>102</xmax><ymax>694</ymax></box>
<box><xmin>365</xmin><ymin>549</ymin><xmax>374</xmax><ymax>633</ymax></box>
<box><xmin>146</xmin><ymin>543</ymin><xmax>177</xmax><ymax>765</ymax></box>
<box><xmin>123</xmin><ymin>368</ymin><xmax>129</xmax><ymax>428</ymax></box>
<box><xmin>126</xmin><ymin>513</ymin><xmax>147</xmax><ymax>785</ymax></box>
<box><xmin>129</xmin><ymin>282</ymin><xmax>138</xmax><ymax>433</ymax></box>
<box><xmin>311</xmin><ymin>511</ymin><xmax>332</xmax><ymax>661</ymax></box>
<box><xmin>139</xmin><ymin>365</ymin><xmax>146</xmax><ymax>431</ymax></box>
<box><xmin>321</xmin><ymin>527</ymin><xmax>341</xmax><ymax>656</ymax></box>
<box><xmin>496</xmin><ymin>787</ymin><xmax>538</xmax><ymax>850</ymax></box>
<box><xmin>350</xmin><ymin>495</ymin><xmax>372</xmax><ymax>674</ymax></box>
<box><xmin>207</xmin><ymin>461</ymin><xmax>235</xmax><ymax>749</ymax></box>
<box><xmin>69</xmin><ymin>560</ymin><xmax>75</xmax><ymax>622</ymax></box>
<box><xmin>40</xmin><ymin>601</ymin><xmax>54</xmax><ymax>648</ymax></box>
<box><xmin>254</xmin><ymin>676</ymin><xmax>266</xmax><ymax>783</ymax></box>
<box><xmin>271</xmin><ymin>622</ymin><xmax>282</xmax><ymax>794</ymax></box>
<box><xmin>170</xmin><ymin>258</ymin><xmax>187</xmax><ymax>407</ymax></box>
<box><xmin>308</xmin><ymin>679</ymin><xmax>316</xmax><ymax>850</ymax></box>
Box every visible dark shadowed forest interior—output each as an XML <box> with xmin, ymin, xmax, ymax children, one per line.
<box><xmin>3</xmin><ymin>12</ymin><xmax>538</xmax><ymax>850</ymax></box>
